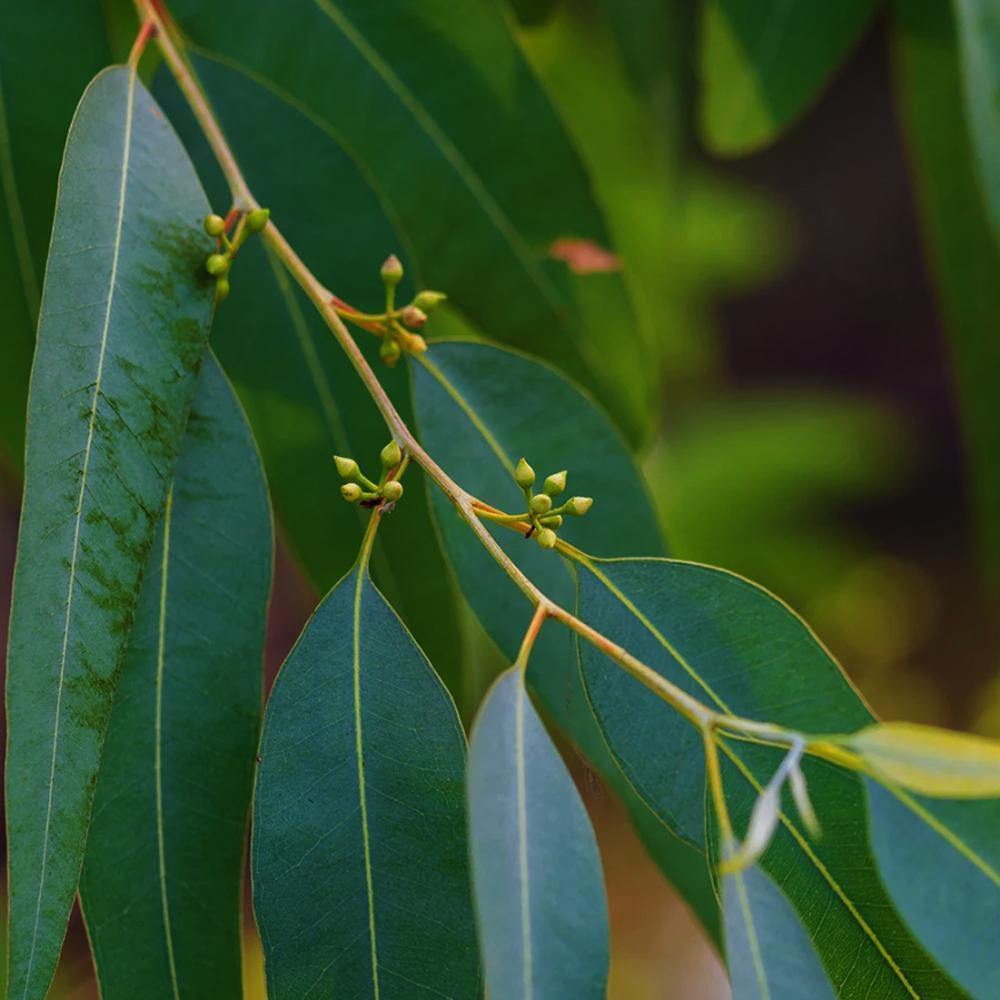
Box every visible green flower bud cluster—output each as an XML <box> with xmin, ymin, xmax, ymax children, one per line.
<box><xmin>334</xmin><ymin>440</ymin><xmax>406</xmax><ymax>507</ymax></box>
<box><xmin>375</xmin><ymin>254</ymin><xmax>446</xmax><ymax>367</ymax></box>
<box><xmin>509</xmin><ymin>457</ymin><xmax>592</xmax><ymax>550</ymax></box>
<box><xmin>203</xmin><ymin>207</ymin><xmax>271</xmax><ymax>303</ymax></box>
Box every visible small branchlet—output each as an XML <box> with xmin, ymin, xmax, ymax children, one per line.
<box><xmin>334</xmin><ymin>441</ymin><xmax>406</xmax><ymax>508</ymax></box>
<box><xmin>203</xmin><ymin>207</ymin><xmax>271</xmax><ymax>303</ymax></box>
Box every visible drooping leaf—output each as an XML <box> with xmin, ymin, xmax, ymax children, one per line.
<box><xmin>252</xmin><ymin>549</ymin><xmax>479</xmax><ymax>998</ymax></box>
<box><xmin>698</xmin><ymin>0</ymin><xmax>879</xmax><ymax>155</ymax></box>
<box><xmin>0</xmin><ymin>2</ymin><xmax>122</xmax><ymax>470</ymax></box>
<box><xmin>864</xmin><ymin>779</ymin><xmax>1000</xmax><ymax>998</ymax></box>
<box><xmin>468</xmin><ymin>666</ymin><xmax>609</xmax><ymax>999</ymax></box>
<box><xmin>167</xmin><ymin>0</ymin><xmax>653</xmax><ymax>442</ymax></box>
<box><xmin>4</xmin><ymin>65</ymin><xmax>214</xmax><ymax>999</ymax></box>
<box><xmin>844</xmin><ymin>721</ymin><xmax>1000</xmax><ymax>797</ymax></box>
<box><xmin>892</xmin><ymin>0</ymin><xmax>1000</xmax><ymax>576</ymax></box>
<box><xmin>410</xmin><ymin>339</ymin><xmax>721</xmax><ymax>943</ymax></box>
<box><xmin>155</xmin><ymin>56</ymin><xmax>466</xmax><ymax>701</ymax></box>
<box><xmin>954</xmin><ymin>0</ymin><xmax>1000</xmax><ymax>249</ymax></box>
<box><xmin>576</xmin><ymin>557</ymin><xmax>957</xmax><ymax>997</ymax></box>
<box><xmin>723</xmin><ymin>863</ymin><xmax>835</xmax><ymax>1000</ymax></box>
<box><xmin>78</xmin><ymin>355</ymin><xmax>272</xmax><ymax>998</ymax></box>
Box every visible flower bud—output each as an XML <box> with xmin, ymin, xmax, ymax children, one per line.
<box><xmin>539</xmin><ymin>514</ymin><xmax>563</xmax><ymax>528</ymax></box>
<box><xmin>380</xmin><ymin>440</ymin><xmax>402</xmax><ymax>468</ymax></box>
<box><xmin>204</xmin><ymin>213</ymin><xmax>226</xmax><ymax>237</ymax></box>
<box><xmin>380</xmin><ymin>338</ymin><xmax>401</xmax><ymax>366</ymax></box>
<box><xmin>543</xmin><ymin>470</ymin><xmax>567</xmax><ymax>496</ymax></box>
<box><xmin>535</xmin><ymin>528</ymin><xmax>557</xmax><ymax>550</ymax></box>
<box><xmin>215</xmin><ymin>278</ymin><xmax>230</xmax><ymax>302</ymax></box>
<box><xmin>246</xmin><ymin>207</ymin><xmax>271</xmax><ymax>232</ymax></box>
<box><xmin>380</xmin><ymin>254</ymin><xmax>403</xmax><ymax>287</ymax></box>
<box><xmin>382</xmin><ymin>480</ymin><xmax>404</xmax><ymax>502</ymax></box>
<box><xmin>514</xmin><ymin>458</ymin><xmax>535</xmax><ymax>489</ymax></box>
<box><xmin>529</xmin><ymin>493</ymin><xmax>552</xmax><ymax>515</ymax></box>
<box><xmin>565</xmin><ymin>496</ymin><xmax>593</xmax><ymax>516</ymax></box>
<box><xmin>401</xmin><ymin>305</ymin><xmax>427</xmax><ymax>330</ymax></box>
<box><xmin>333</xmin><ymin>455</ymin><xmax>359</xmax><ymax>480</ymax></box>
<box><xmin>341</xmin><ymin>482</ymin><xmax>362</xmax><ymax>502</ymax></box>
<box><xmin>413</xmin><ymin>290</ymin><xmax>447</xmax><ymax>312</ymax></box>
<box><xmin>205</xmin><ymin>253</ymin><xmax>229</xmax><ymax>276</ymax></box>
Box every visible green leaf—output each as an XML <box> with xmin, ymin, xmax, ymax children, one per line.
<box><xmin>576</xmin><ymin>557</ymin><xmax>957</xmax><ymax>997</ymax></box>
<box><xmin>893</xmin><ymin>0</ymin><xmax>1000</xmax><ymax>576</ymax></box>
<box><xmin>864</xmin><ymin>779</ymin><xmax>1000</xmax><ymax>998</ymax></box>
<box><xmin>698</xmin><ymin>0</ymin><xmax>879</xmax><ymax>155</ymax></box>
<box><xmin>78</xmin><ymin>355</ymin><xmax>272</xmax><ymax>998</ymax></box>
<box><xmin>168</xmin><ymin>0</ymin><xmax>652</xmax><ymax>442</ymax></box>
<box><xmin>409</xmin><ymin>340</ymin><xmax>722</xmax><ymax>942</ymax></box>
<box><xmin>468</xmin><ymin>666</ymin><xmax>609</xmax><ymax>999</ymax></box>
<box><xmin>4</xmin><ymin>65</ymin><xmax>214</xmax><ymax>999</ymax></box>
<box><xmin>954</xmin><ymin>0</ymin><xmax>1000</xmax><ymax>249</ymax></box>
<box><xmin>723</xmin><ymin>864</ymin><xmax>835</xmax><ymax>1000</ymax></box>
<box><xmin>0</xmin><ymin>3</ymin><xmax>121</xmax><ymax>470</ymax></box>
<box><xmin>251</xmin><ymin>553</ymin><xmax>479</xmax><ymax>998</ymax></box>
<box><xmin>155</xmin><ymin>57</ymin><xmax>466</xmax><ymax>701</ymax></box>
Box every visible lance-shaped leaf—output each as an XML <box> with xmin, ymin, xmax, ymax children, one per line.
<box><xmin>468</xmin><ymin>667</ymin><xmax>609</xmax><ymax>999</ymax></box>
<box><xmin>78</xmin><ymin>355</ymin><xmax>272</xmax><ymax>998</ymax></box>
<box><xmin>410</xmin><ymin>339</ymin><xmax>721</xmax><ymax>942</ymax></box>
<box><xmin>168</xmin><ymin>0</ymin><xmax>652</xmax><ymax>442</ymax></box>
<box><xmin>864</xmin><ymin>779</ymin><xmax>1000</xmax><ymax>998</ymax></box>
<box><xmin>4</xmin><ymin>65</ymin><xmax>214</xmax><ymax>999</ymax></box>
<box><xmin>576</xmin><ymin>557</ymin><xmax>956</xmax><ymax>997</ymax></box>
<box><xmin>723</xmin><ymin>863</ymin><xmax>835</xmax><ymax>1000</ymax></box>
<box><xmin>698</xmin><ymin>0</ymin><xmax>879</xmax><ymax>155</ymax></box>
<box><xmin>155</xmin><ymin>58</ymin><xmax>466</xmax><ymax>701</ymax></box>
<box><xmin>0</xmin><ymin>2</ymin><xmax>123</xmax><ymax>470</ymax></box>
<box><xmin>252</xmin><ymin>549</ymin><xmax>479</xmax><ymax>998</ymax></box>
<box><xmin>893</xmin><ymin>0</ymin><xmax>1000</xmax><ymax>575</ymax></box>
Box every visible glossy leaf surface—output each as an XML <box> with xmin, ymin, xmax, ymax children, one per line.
<box><xmin>4</xmin><ymin>65</ymin><xmax>214</xmax><ymax>999</ymax></box>
<box><xmin>252</xmin><ymin>557</ymin><xmax>479</xmax><ymax>998</ymax></box>
<box><xmin>723</xmin><ymin>863</ymin><xmax>835</xmax><ymax>1000</ymax></box>
<box><xmin>577</xmin><ymin>557</ymin><xmax>956</xmax><ymax>997</ymax></box>
<box><xmin>865</xmin><ymin>779</ymin><xmax>1000</xmax><ymax>998</ymax></box>
<box><xmin>168</xmin><ymin>0</ymin><xmax>651</xmax><ymax>441</ymax></box>
<box><xmin>698</xmin><ymin>0</ymin><xmax>878</xmax><ymax>155</ymax></box>
<box><xmin>0</xmin><ymin>2</ymin><xmax>121</xmax><ymax>469</ymax></box>
<box><xmin>78</xmin><ymin>355</ymin><xmax>271</xmax><ymax>998</ymax></box>
<box><xmin>468</xmin><ymin>667</ymin><xmax>609</xmax><ymax>999</ymax></box>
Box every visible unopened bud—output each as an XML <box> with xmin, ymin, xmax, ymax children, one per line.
<box><xmin>380</xmin><ymin>254</ymin><xmax>403</xmax><ymax>287</ymax></box>
<box><xmin>529</xmin><ymin>493</ymin><xmax>552</xmax><ymax>515</ymax></box>
<box><xmin>544</xmin><ymin>470</ymin><xmax>567</xmax><ymax>496</ymax></box>
<box><xmin>215</xmin><ymin>278</ymin><xmax>230</xmax><ymax>302</ymax></box>
<box><xmin>334</xmin><ymin>455</ymin><xmax>360</xmax><ymax>480</ymax></box>
<box><xmin>401</xmin><ymin>305</ymin><xmax>427</xmax><ymax>330</ymax></box>
<box><xmin>382</xmin><ymin>480</ymin><xmax>404</xmax><ymax>502</ymax></box>
<box><xmin>206</xmin><ymin>253</ymin><xmax>229</xmax><ymax>276</ymax></box>
<box><xmin>413</xmin><ymin>290</ymin><xmax>447</xmax><ymax>312</ymax></box>
<box><xmin>380</xmin><ymin>338</ymin><xmax>401</xmax><ymax>366</ymax></box>
<box><xmin>514</xmin><ymin>458</ymin><xmax>535</xmax><ymax>489</ymax></box>
<box><xmin>535</xmin><ymin>528</ymin><xmax>557</xmax><ymax>550</ymax></box>
<box><xmin>246</xmin><ymin>207</ymin><xmax>270</xmax><ymax>232</ymax></box>
<box><xmin>341</xmin><ymin>483</ymin><xmax>362</xmax><ymax>502</ymax></box>
<box><xmin>380</xmin><ymin>440</ymin><xmax>402</xmax><ymax>468</ymax></box>
<box><xmin>204</xmin><ymin>213</ymin><xmax>226</xmax><ymax>237</ymax></box>
<box><xmin>565</xmin><ymin>496</ymin><xmax>593</xmax><ymax>516</ymax></box>
<box><xmin>539</xmin><ymin>514</ymin><xmax>563</xmax><ymax>529</ymax></box>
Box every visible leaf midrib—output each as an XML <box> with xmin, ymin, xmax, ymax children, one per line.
<box><xmin>22</xmin><ymin>64</ymin><xmax>137</xmax><ymax>996</ymax></box>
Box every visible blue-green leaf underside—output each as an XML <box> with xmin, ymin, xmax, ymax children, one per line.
<box><xmin>252</xmin><ymin>560</ymin><xmax>479</xmax><ymax>998</ymax></box>
<box><xmin>469</xmin><ymin>667</ymin><xmax>609</xmax><ymax>999</ymax></box>
<box><xmin>168</xmin><ymin>0</ymin><xmax>652</xmax><ymax>442</ymax></box>
<box><xmin>78</xmin><ymin>354</ymin><xmax>272</xmax><ymax>998</ymax></box>
<box><xmin>576</xmin><ymin>557</ymin><xmax>958</xmax><ymax>998</ymax></box>
<box><xmin>4</xmin><ymin>65</ymin><xmax>214</xmax><ymax>1000</ymax></box>
<box><xmin>724</xmin><ymin>863</ymin><xmax>836</xmax><ymax>1000</ymax></box>
<box><xmin>865</xmin><ymin>779</ymin><xmax>1000</xmax><ymax>999</ymax></box>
